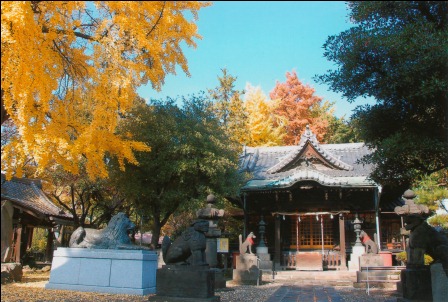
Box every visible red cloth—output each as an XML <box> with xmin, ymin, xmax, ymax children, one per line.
<box><xmin>248</xmin><ymin>237</ymin><xmax>254</xmax><ymax>245</ymax></box>
<box><xmin>362</xmin><ymin>236</ymin><xmax>371</xmax><ymax>244</ymax></box>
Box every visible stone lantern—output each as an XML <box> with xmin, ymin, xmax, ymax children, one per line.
<box><xmin>255</xmin><ymin>215</ymin><xmax>273</xmax><ymax>271</ymax></box>
<box><xmin>348</xmin><ymin>213</ymin><xmax>366</xmax><ymax>271</ymax></box>
<box><xmin>196</xmin><ymin>194</ymin><xmax>224</xmax><ymax>267</ymax></box>
<box><xmin>352</xmin><ymin>213</ymin><xmax>364</xmax><ymax>247</ymax></box>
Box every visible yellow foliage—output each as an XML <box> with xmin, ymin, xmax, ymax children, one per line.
<box><xmin>1</xmin><ymin>1</ymin><xmax>210</xmax><ymax>179</ymax></box>
<box><xmin>244</xmin><ymin>84</ymin><xmax>286</xmax><ymax>147</ymax></box>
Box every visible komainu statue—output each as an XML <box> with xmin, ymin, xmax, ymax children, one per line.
<box><xmin>69</xmin><ymin>212</ymin><xmax>150</xmax><ymax>250</ymax></box>
<box><xmin>395</xmin><ymin>190</ymin><xmax>448</xmax><ymax>270</ymax></box>
<box><xmin>162</xmin><ymin>220</ymin><xmax>209</xmax><ymax>265</ymax></box>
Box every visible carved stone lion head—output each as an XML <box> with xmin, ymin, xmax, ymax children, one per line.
<box><xmin>107</xmin><ymin>213</ymin><xmax>136</xmax><ymax>243</ymax></box>
<box><xmin>192</xmin><ymin>219</ymin><xmax>210</xmax><ymax>233</ymax></box>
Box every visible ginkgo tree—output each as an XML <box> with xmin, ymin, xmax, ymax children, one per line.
<box><xmin>1</xmin><ymin>1</ymin><xmax>210</xmax><ymax>179</ymax></box>
<box><xmin>243</xmin><ymin>83</ymin><xmax>286</xmax><ymax>147</ymax></box>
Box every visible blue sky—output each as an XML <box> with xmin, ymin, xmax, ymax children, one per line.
<box><xmin>137</xmin><ymin>1</ymin><xmax>375</xmax><ymax>118</ymax></box>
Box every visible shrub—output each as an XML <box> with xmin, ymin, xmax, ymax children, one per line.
<box><xmin>396</xmin><ymin>251</ymin><xmax>434</xmax><ymax>266</ymax></box>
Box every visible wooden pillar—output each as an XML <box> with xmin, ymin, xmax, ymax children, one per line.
<box><xmin>243</xmin><ymin>193</ymin><xmax>247</xmax><ymax>239</ymax></box>
<box><xmin>46</xmin><ymin>228</ymin><xmax>54</xmax><ymax>262</ymax></box>
<box><xmin>274</xmin><ymin>215</ymin><xmax>281</xmax><ymax>269</ymax></box>
<box><xmin>338</xmin><ymin>214</ymin><xmax>347</xmax><ymax>270</ymax></box>
<box><xmin>14</xmin><ymin>225</ymin><xmax>23</xmax><ymax>263</ymax></box>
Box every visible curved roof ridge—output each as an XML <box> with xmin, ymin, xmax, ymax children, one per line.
<box><xmin>267</xmin><ymin>169</ymin><xmax>346</xmax><ymax>188</ymax></box>
<box><xmin>267</xmin><ymin>126</ymin><xmax>353</xmax><ymax>174</ymax></box>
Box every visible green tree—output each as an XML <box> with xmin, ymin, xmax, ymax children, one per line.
<box><xmin>413</xmin><ymin>169</ymin><xmax>448</xmax><ymax>230</ymax></box>
<box><xmin>44</xmin><ymin>164</ymin><xmax>130</xmax><ymax>228</ymax></box>
<box><xmin>208</xmin><ymin>68</ymin><xmax>247</xmax><ymax>144</ymax></box>
<box><xmin>322</xmin><ymin>116</ymin><xmax>361</xmax><ymax>144</ymax></box>
<box><xmin>110</xmin><ymin>95</ymin><xmax>242</xmax><ymax>247</ymax></box>
<box><xmin>317</xmin><ymin>1</ymin><xmax>448</xmax><ymax>186</ymax></box>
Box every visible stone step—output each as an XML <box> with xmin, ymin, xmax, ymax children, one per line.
<box><xmin>262</xmin><ymin>270</ymin><xmax>357</xmax><ymax>282</ymax></box>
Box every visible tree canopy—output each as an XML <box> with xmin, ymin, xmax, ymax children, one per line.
<box><xmin>109</xmin><ymin>95</ymin><xmax>243</xmax><ymax>247</ymax></box>
<box><xmin>1</xmin><ymin>1</ymin><xmax>210</xmax><ymax>179</ymax></box>
<box><xmin>208</xmin><ymin>68</ymin><xmax>247</xmax><ymax>145</ymax></box>
<box><xmin>270</xmin><ymin>70</ymin><xmax>330</xmax><ymax>144</ymax></box>
<box><xmin>243</xmin><ymin>83</ymin><xmax>286</xmax><ymax>146</ymax></box>
<box><xmin>317</xmin><ymin>1</ymin><xmax>448</xmax><ymax>186</ymax></box>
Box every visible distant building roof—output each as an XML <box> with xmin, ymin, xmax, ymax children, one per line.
<box><xmin>239</xmin><ymin>126</ymin><xmax>377</xmax><ymax>191</ymax></box>
<box><xmin>1</xmin><ymin>173</ymin><xmax>72</xmax><ymax>221</ymax></box>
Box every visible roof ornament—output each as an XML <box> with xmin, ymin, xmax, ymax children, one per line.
<box><xmin>304</xmin><ymin>125</ymin><xmax>312</xmax><ymax>137</ymax></box>
<box><xmin>299</xmin><ymin>125</ymin><xmax>317</xmax><ymax>144</ymax></box>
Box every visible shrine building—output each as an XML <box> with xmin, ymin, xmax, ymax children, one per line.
<box><xmin>237</xmin><ymin>126</ymin><xmax>405</xmax><ymax>270</ymax></box>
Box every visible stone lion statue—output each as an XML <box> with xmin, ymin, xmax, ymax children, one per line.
<box><xmin>69</xmin><ymin>212</ymin><xmax>149</xmax><ymax>250</ymax></box>
<box><xmin>404</xmin><ymin>214</ymin><xmax>448</xmax><ymax>270</ymax></box>
<box><xmin>395</xmin><ymin>190</ymin><xmax>448</xmax><ymax>271</ymax></box>
<box><xmin>162</xmin><ymin>220</ymin><xmax>209</xmax><ymax>265</ymax></box>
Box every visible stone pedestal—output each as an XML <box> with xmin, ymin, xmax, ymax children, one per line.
<box><xmin>431</xmin><ymin>263</ymin><xmax>448</xmax><ymax>302</ymax></box>
<box><xmin>348</xmin><ymin>245</ymin><xmax>365</xmax><ymax>271</ymax></box>
<box><xmin>400</xmin><ymin>266</ymin><xmax>432</xmax><ymax>301</ymax></box>
<box><xmin>232</xmin><ymin>254</ymin><xmax>261</xmax><ymax>285</ymax></box>
<box><xmin>257</xmin><ymin>253</ymin><xmax>273</xmax><ymax>271</ymax></box>
<box><xmin>206</xmin><ymin>238</ymin><xmax>218</xmax><ymax>267</ymax></box>
<box><xmin>45</xmin><ymin>248</ymin><xmax>157</xmax><ymax>295</ymax></box>
<box><xmin>152</xmin><ymin>265</ymin><xmax>219</xmax><ymax>302</ymax></box>
<box><xmin>211</xmin><ymin>268</ymin><xmax>227</xmax><ymax>289</ymax></box>
<box><xmin>359</xmin><ymin>254</ymin><xmax>384</xmax><ymax>268</ymax></box>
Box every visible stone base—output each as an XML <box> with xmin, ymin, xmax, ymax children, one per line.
<box><xmin>232</xmin><ymin>268</ymin><xmax>261</xmax><ymax>285</ymax></box>
<box><xmin>210</xmin><ymin>268</ymin><xmax>227</xmax><ymax>289</ymax></box>
<box><xmin>232</xmin><ymin>253</ymin><xmax>261</xmax><ymax>285</ymax></box>
<box><xmin>348</xmin><ymin>245</ymin><xmax>365</xmax><ymax>271</ymax></box>
<box><xmin>45</xmin><ymin>248</ymin><xmax>157</xmax><ymax>295</ymax></box>
<box><xmin>235</xmin><ymin>254</ymin><xmax>258</xmax><ymax>270</ymax></box>
<box><xmin>155</xmin><ymin>265</ymin><xmax>218</xmax><ymax>300</ymax></box>
<box><xmin>257</xmin><ymin>253</ymin><xmax>273</xmax><ymax>271</ymax></box>
<box><xmin>431</xmin><ymin>263</ymin><xmax>448</xmax><ymax>302</ymax></box>
<box><xmin>401</xmin><ymin>267</ymin><xmax>432</xmax><ymax>301</ymax></box>
<box><xmin>359</xmin><ymin>254</ymin><xmax>384</xmax><ymax>267</ymax></box>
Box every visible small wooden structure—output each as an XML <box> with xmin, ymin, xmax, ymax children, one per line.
<box><xmin>1</xmin><ymin>174</ymin><xmax>73</xmax><ymax>263</ymax></box>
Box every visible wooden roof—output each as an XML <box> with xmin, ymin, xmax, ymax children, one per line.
<box><xmin>1</xmin><ymin>173</ymin><xmax>72</xmax><ymax>223</ymax></box>
<box><xmin>239</xmin><ymin>126</ymin><xmax>378</xmax><ymax>191</ymax></box>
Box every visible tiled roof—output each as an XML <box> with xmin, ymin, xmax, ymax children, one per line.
<box><xmin>239</xmin><ymin>127</ymin><xmax>377</xmax><ymax>190</ymax></box>
<box><xmin>1</xmin><ymin>173</ymin><xmax>72</xmax><ymax>220</ymax></box>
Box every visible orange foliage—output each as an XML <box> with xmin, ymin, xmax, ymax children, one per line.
<box><xmin>270</xmin><ymin>70</ymin><xmax>328</xmax><ymax>144</ymax></box>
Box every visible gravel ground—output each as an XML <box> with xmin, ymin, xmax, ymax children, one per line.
<box><xmin>1</xmin><ymin>270</ymin><xmax>402</xmax><ymax>302</ymax></box>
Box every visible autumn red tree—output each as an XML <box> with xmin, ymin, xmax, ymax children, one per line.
<box><xmin>270</xmin><ymin>70</ymin><xmax>329</xmax><ymax>144</ymax></box>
